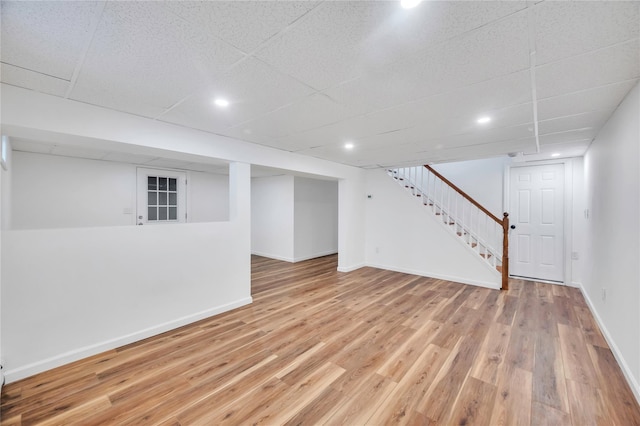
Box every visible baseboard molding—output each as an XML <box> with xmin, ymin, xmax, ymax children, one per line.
<box><xmin>578</xmin><ymin>284</ymin><xmax>640</xmax><ymax>405</ymax></box>
<box><xmin>252</xmin><ymin>250</ymin><xmax>339</xmax><ymax>263</ymax></box>
<box><xmin>365</xmin><ymin>262</ymin><xmax>501</xmax><ymax>290</ymax></box>
<box><xmin>251</xmin><ymin>251</ymin><xmax>294</xmax><ymax>263</ymax></box>
<box><xmin>293</xmin><ymin>250</ymin><xmax>338</xmax><ymax>263</ymax></box>
<box><xmin>4</xmin><ymin>297</ymin><xmax>253</xmax><ymax>384</ymax></box>
<box><xmin>337</xmin><ymin>262</ymin><xmax>366</xmax><ymax>273</ymax></box>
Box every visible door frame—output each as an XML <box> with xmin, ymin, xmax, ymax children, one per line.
<box><xmin>504</xmin><ymin>158</ymin><xmax>576</xmax><ymax>285</ymax></box>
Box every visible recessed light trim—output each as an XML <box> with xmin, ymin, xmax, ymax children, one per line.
<box><xmin>213</xmin><ymin>98</ymin><xmax>229</xmax><ymax>108</ymax></box>
<box><xmin>401</xmin><ymin>0</ymin><xmax>422</xmax><ymax>9</ymax></box>
<box><xmin>477</xmin><ymin>116</ymin><xmax>491</xmax><ymax>124</ymax></box>
<box><xmin>551</xmin><ymin>153</ymin><xmax>561</xmax><ymax>157</ymax></box>
<box><xmin>344</xmin><ymin>142</ymin><xmax>354</xmax><ymax>150</ymax></box>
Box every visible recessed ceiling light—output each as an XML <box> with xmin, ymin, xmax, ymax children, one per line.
<box><xmin>551</xmin><ymin>153</ymin><xmax>561</xmax><ymax>157</ymax></box>
<box><xmin>344</xmin><ymin>142</ymin><xmax>354</xmax><ymax>150</ymax></box>
<box><xmin>401</xmin><ymin>0</ymin><xmax>422</xmax><ymax>9</ymax></box>
<box><xmin>477</xmin><ymin>116</ymin><xmax>491</xmax><ymax>124</ymax></box>
<box><xmin>213</xmin><ymin>98</ymin><xmax>229</xmax><ymax>108</ymax></box>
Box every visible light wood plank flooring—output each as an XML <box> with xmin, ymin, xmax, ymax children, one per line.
<box><xmin>2</xmin><ymin>255</ymin><xmax>640</xmax><ymax>425</ymax></box>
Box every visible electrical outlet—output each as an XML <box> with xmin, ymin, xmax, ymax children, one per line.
<box><xmin>572</xmin><ymin>251</ymin><xmax>579</xmax><ymax>260</ymax></box>
<box><xmin>375</xmin><ymin>247</ymin><xmax>380</xmax><ymax>254</ymax></box>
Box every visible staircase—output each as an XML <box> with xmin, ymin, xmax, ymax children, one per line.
<box><xmin>388</xmin><ymin>165</ymin><xmax>510</xmax><ymax>290</ymax></box>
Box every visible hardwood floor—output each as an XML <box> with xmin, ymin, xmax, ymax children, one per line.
<box><xmin>2</xmin><ymin>254</ymin><xmax>640</xmax><ymax>425</ymax></box>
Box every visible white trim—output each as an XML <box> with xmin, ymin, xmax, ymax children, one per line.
<box><xmin>365</xmin><ymin>262</ymin><xmax>501</xmax><ymax>290</ymax></box>
<box><xmin>293</xmin><ymin>250</ymin><xmax>338</xmax><ymax>263</ymax></box>
<box><xmin>251</xmin><ymin>250</ymin><xmax>339</xmax><ymax>263</ymax></box>
<box><xmin>578</xmin><ymin>283</ymin><xmax>640</xmax><ymax>406</ymax></box>
<box><xmin>3</xmin><ymin>297</ymin><xmax>253</xmax><ymax>384</ymax></box>
<box><xmin>251</xmin><ymin>251</ymin><xmax>295</xmax><ymax>263</ymax></box>
<box><xmin>337</xmin><ymin>262</ymin><xmax>365</xmax><ymax>273</ymax></box>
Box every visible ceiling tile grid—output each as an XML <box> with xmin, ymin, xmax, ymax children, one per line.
<box><xmin>0</xmin><ymin>1</ymin><xmax>101</xmax><ymax>80</ymax></box>
<box><xmin>163</xmin><ymin>1</ymin><xmax>320</xmax><ymax>54</ymax></box>
<box><xmin>1</xmin><ymin>1</ymin><xmax>639</xmax><ymax>168</ymax></box>
<box><xmin>68</xmin><ymin>1</ymin><xmax>245</xmax><ymax>118</ymax></box>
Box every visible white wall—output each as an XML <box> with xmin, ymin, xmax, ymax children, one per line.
<box><xmin>582</xmin><ymin>82</ymin><xmax>640</xmax><ymax>399</ymax></box>
<box><xmin>12</xmin><ymin>151</ymin><xmax>229</xmax><ymax>229</ymax></box>
<box><xmin>251</xmin><ymin>175</ymin><xmax>294</xmax><ymax>261</ymax></box>
<box><xmin>294</xmin><ymin>177</ymin><xmax>338</xmax><ymax>261</ymax></box>
<box><xmin>188</xmin><ymin>171</ymin><xmax>229</xmax><ymax>223</ymax></box>
<box><xmin>2</xmin><ymin>162</ymin><xmax>251</xmax><ymax>382</ymax></box>
<box><xmin>12</xmin><ymin>152</ymin><xmax>136</xmax><ymax>229</ymax></box>
<box><xmin>433</xmin><ymin>156</ymin><xmax>511</xmax><ymax>218</ymax></box>
<box><xmin>365</xmin><ymin>169</ymin><xmax>501</xmax><ymax>288</ymax></box>
<box><xmin>1</xmin><ymin>139</ymin><xmax>12</xmax><ymax>231</ymax></box>
<box><xmin>251</xmin><ymin>175</ymin><xmax>338</xmax><ymax>262</ymax></box>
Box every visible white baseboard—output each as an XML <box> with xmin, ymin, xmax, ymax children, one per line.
<box><xmin>337</xmin><ymin>262</ymin><xmax>366</xmax><ymax>273</ymax></box>
<box><xmin>365</xmin><ymin>262</ymin><xmax>501</xmax><ymax>290</ymax></box>
<box><xmin>293</xmin><ymin>250</ymin><xmax>338</xmax><ymax>263</ymax></box>
<box><xmin>4</xmin><ymin>297</ymin><xmax>253</xmax><ymax>384</ymax></box>
<box><xmin>252</xmin><ymin>250</ymin><xmax>338</xmax><ymax>263</ymax></box>
<box><xmin>578</xmin><ymin>284</ymin><xmax>640</xmax><ymax>405</ymax></box>
<box><xmin>251</xmin><ymin>251</ymin><xmax>295</xmax><ymax>263</ymax></box>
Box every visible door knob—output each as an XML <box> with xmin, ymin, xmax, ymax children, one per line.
<box><xmin>510</xmin><ymin>225</ymin><xmax>516</xmax><ymax>229</ymax></box>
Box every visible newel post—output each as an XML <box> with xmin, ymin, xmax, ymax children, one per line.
<box><xmin>502</xmin><ymin>212</ymin><xmax>510</xmax><ymax>290</ymax></box>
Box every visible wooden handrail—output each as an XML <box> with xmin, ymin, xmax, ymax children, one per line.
<box><xmin>423</xmin><ymin>164</ymin><xmax>509</xmax><ymax>291</ymax></box>
<box><xmin>424</xmin><ymin>165</ymin><xmax>502</xmax><ymax>224</ymax></box>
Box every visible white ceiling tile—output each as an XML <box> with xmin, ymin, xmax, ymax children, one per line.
<box><xmin>537</xmin><ymin>80</ymin><xmax>638</xmax><ymax>121</ymax></box>
<box><xmin>385</xmin><ymin>12</ymin><xmax>530</xmax><ymax>101</ymax></box>
<box><xmin>158</xmin><ymin>58</ymin><xmax>315</xmax><ymax>130</ymax></box>
<box><xmin>1</xmin><ymin>63</ymin><xmax>69</xmax><ymax>97</ymax></box>
<box><xmin>536</xmin><ymin>40</ymin><xmax>640</xmax><ymax>99</ymax></box>
<box><xmin>521</xmin><ymin>140</ymin><xmax>591</xmax><ymax>161</ymax></box>
<box><xmin>255</xmin><ymin>2</ymin><xmax>396</xmax><ymax>90</ymax></box>
<box><xmin>164</xmin><ymin>1</ymin><xmax>320</xmax><ymax>53</ymax></box>
<box><xmin>235</xmin><ymin>93</ymin><xmax>358</xmax><ymax>139</ymax></box>
<box><xmin>538</xmin><ymin>129</ymin><xmax>598</xmax><ymax>146</ymax></box>
<box><xmin>360</xmin><ymin>1</ymin><xmax>527</xmax><ymax>67</ymax></box>
<box><xmin>0</xmin><ymin>1</ymin><xmax>101</xmax><ymax>80</ymax></box>
<box><xmin>69</xmin><ymin>1</ymin><xmax>244</xmax><ymax>117</ymax></box>
<box><xmin>534</xmin><ymin>1</ymin><xmax>639</xmax><ymax>66</ymax></box>
<box><xmin>538</xmin><ymin>110</ymin><xmax>611</xmax><ymax>136</ymax></box>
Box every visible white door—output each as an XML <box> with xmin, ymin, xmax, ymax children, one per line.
<box><xmin>509</xmin><ymin>164</ymin><xmax>564</xmax><ymax>282</ymax></box>
<box><xmin>136</xmin><ymin>168</ymin><xmax>187</xmax><ymax>225</ymax></box>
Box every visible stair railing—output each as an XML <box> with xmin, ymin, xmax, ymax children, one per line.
<box><xmin>390</xmin><ymin>165</ymin><xmax>510</xmax><ymax>290</ymax></box>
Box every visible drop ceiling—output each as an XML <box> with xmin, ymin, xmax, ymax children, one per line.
<box><xmin>1</xmin><ymin>1</ymin><xmax>638</xmax><ymax>168</ymax></box>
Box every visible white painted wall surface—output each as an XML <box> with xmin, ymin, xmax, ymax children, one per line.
<box><xmin>187</xmin><ymin>171</ymin><xmax>229</xmax><ymax>223</ymax></box>
<box><xmin>365</xmin><ymin>169</ymin><xmax>501</xmax><ymax>288</ymax></box>
<box><xmin>12</xmin><ymin>152</ymin><xmax>136</xmax><ymax>229</ymax></box>
<box><xmin>1</xmin><ymin>162</ymin><xmax>251</xmax><ymax>382</ymax></box>
<box><xmin>433</xmin><ymin>156</ymin><xmax>511</xmax><ymax>218</ymax></box>
<box><xmin>12</xmin><ymin>152</ymin><xmax>229</xmax><ymax>229</ymax></box>
<box><xmin>570</xmin><ymin>157</ymin><xmax>586</xmax><ymax>287</ymax></box>
<box><xmin>251</xmin><ymin>175</ymin><xmax>294</xmax><ymax>261</ymax></box>
<box><xmin>294</xmin><ymin>177</ymin><xmax>338</xmax><ymax>261</ymax></box>
<box><xmin>1</xmin><ymin>138</ymin><xmax>12</xmax><ymax>231</ymax></box>
<box><xmin>582</xmin><ymin>82</ymin><xmax>640</xmax><ymax>400</ymax></box>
